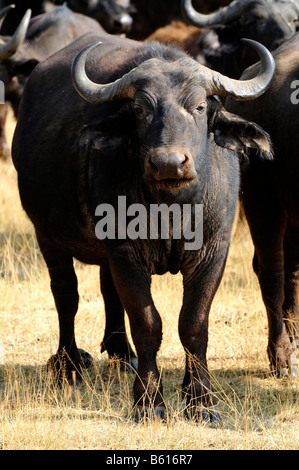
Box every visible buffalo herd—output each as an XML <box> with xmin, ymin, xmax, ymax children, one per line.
<box><xmin>1</xmin><ymin>0</ymin><xmax>298</xmax><ymax>422</ymax></box>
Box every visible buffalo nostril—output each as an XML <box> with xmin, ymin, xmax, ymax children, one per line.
<box><xmin>148</xmin><ymin>152</ymin><xmax>191</xmax><ymax>180</ymax></box>
<box><xmin>178</xmin><ymin>155</ymin><xmax>188</xmax><ymax>174</ymax></box>
<box><xmin>149</xmin><ymin>159</ymin><xmax>159</xmax><ymax>174</ymax></box>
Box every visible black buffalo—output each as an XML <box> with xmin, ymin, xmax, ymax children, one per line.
<box><xmin>0</xmin><ymin>0</ymin><xmax>133</xmax><ymax>34</ymax></box>
<box><xmin>127</xmin><ymin>0</ymin><xmax>230</xmax><ymax>40</ymax></box>
<box><xmin>44</xmin><ymin>0</ymin><xmax>134</xmax><ymax>34</ymax></box>
<box><xmin>181</xmin><ymin>0</ymin><xmax>299</xmax><ymax>78</ymax></box>
<box><xmin>226</xmin><ymin>32</ymin><xmax>299</xmax><ymax>379</ymax></box>
<box><xmin>0</xmin><ymin>5</ymin><xmax>105</xmax><ymax>157</ymax></box>
<box><xmin>0</xmin><ymin>5</ymin><xmax>105</xmax><ymax>106</ymax></box>
<box><xmin>12</xmin><ymin>32</ymin><xmax>274</xmax><ymax>421</ymax></box>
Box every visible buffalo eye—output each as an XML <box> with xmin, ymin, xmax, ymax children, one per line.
<box><xmin>133</xmin><ymin>103</ymin><xmax>153</xmax><ymax>120</ymax></box>
<box><xmin>191</xmin><ymin>102</ymin><xmax>206</xmax><ymax>116</ymax></box>
<box><xmin>134</xmin><ymin>104</ymin><xmax>144</xmax><ymax>116</ymax></box>
<box><xmin>196</xmin><ymin>105</ymin><xmax>206</xmax><ymax>113</ymax></box>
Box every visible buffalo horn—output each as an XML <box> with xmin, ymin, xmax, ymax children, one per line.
<box><xmin>203</xmin><ymin>38</ymin><xmax>275</xmax><ymax>100</ymax></box>
<box><xmin>0</xmin><ymin>4</ymin><xmax>15</xmax><ymax>29</ymax></box>
<box><xmin>0</xmin><ymin>8</ymin><xmax>31</xmax><ymax>60</ymax></box>
<box><xmin>71</xmin><ymin>39</ymin><xmax>274</xmax><ymax>104</ymax></box>
<box><xmin>181</xmin><ymin>0</ymin><xmax>251</xmax><ymax>27</ymax></box>
<box><xmin>71</xmin><ymin>41</ymin><xmax>144</xmax><ymax>104</ymax></box>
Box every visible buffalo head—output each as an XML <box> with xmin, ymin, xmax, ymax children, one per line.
<box><xmin>72</xmin><ymin>38</ymin><xmax>274</xmax><ymax>192</ymax></box>
<box><xmin>181</xmin><ymin>0</ymin><xmax>299</xmax><ymax>77</ymax></box>
<box><xmin>47</xmin><ymin>0</ymin><xmax>134</xmax><ymax>34</ymax></box>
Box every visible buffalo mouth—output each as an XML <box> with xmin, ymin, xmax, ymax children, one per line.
<box><xmin>147</xmin><ymin>176</ymin><xmax>196</xmax><ymax>191</ymax></box>
<box><xmin>144</xmin><ymin>151</ymin><xmax>197</xmax><ymax>190</ymax></box>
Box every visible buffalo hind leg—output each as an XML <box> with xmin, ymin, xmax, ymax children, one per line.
<box><xmin>179</xmin><ymin>243</ymin><xmax>229</xmax><ymax>423</ymax></box>
<box><xmin>100</xmin><ymin>265</ymin><xmax>137</xmax><ymax>371</ymax></box>
<box><xmin>248</xmin><ymin>212</ymin><xmax>290</xmax><ymax>377</ymax></box>
<box><xmin>241</xmin><ymin>167</ymin><xmax>292</xmax><ymax>377</ymax></box>
<box><xmin>36</xmin><ymin>231</ymin><xmax>92</xmax><ymax>384</ymax></box>
<box><xmin>0</xmin><ymin>104</ymin><xmax>10</xmax><ymax>160</ymax></box>
<box><xmin>283</xmin><ymin>224</ymin><xmax>299</xmax><ymax>378</ymax></box>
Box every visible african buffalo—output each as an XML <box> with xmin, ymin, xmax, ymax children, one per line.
<box><xmin>44</xmin><ymin>0</ymin><xmax>134</xmax><ymax>34</ymax></box>
<box><xmin>181</xmin><ymin>0</ymin><xmax>299</xmax><ymax>78</ymax></box>
<box><xmin>12</xmin><ymin>32</ymin><xmax>274</xmax><ymax>421</ymax></box>
<box><xmin>0</xmin><ymin>5</ymin><xmax>105</xmax><ymax>100</ymax></box>
<box><xmin>0</xmin><ymin>0</ymin><xmax>133</xmax><ymax>34</ymax></box>
<box><xmin>126</xmin><ymin>0</ymin><xmax>230</xmax><ymax>40</ymax></box>
<box><xmin>226</xmin><ymin>32</ymin><xmax>299</xmax><ymax>378</ymax></box>
<box><xmin>0</xmin><ymin>4</ymin><xmax>105</xmax><ymax>157</ymax></box>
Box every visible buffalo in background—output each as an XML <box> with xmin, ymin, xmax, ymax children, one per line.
<box><xmin>181</xmin><ymin>0</ymin><xmax>299</xmax><ymax>78</ymax></box>
<box><xmin>226</xmin><ymin>32</ymin><xmax>299</xmax><ymax>378</ymax></box>
<box><xmin>0</xmin><ymin>4</ymin><xmax>105</xmax><ymax>157</ymax></box>
<box><xmin>126</xmin><ymin>0</ymin><xmax>230</xmax><ymax>40</ymax></box>
<box><xmin>44</xmin><ymin>0</ymin><xmax>134</xmax><ymax>34</ymax></box>
<box><xmin>0</xmin><ymin>0</ymin><xmax>134</xmax><ymax>34</ymax></box>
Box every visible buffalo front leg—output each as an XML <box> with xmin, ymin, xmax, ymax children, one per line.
<box><xmin>36</xmin><ymin>231</ymin><xmax>92</xmax><ymax>384</ymax></box>
<box><xmin>100</xmin><ymin>265</ymin><xmax>137</xmax><ymax>371</ymax></box>
<box><xmin>179</xmin><ymin>245</ymin><xmax>229</xmax><ymax>423</ymax></box>
<box><xmin>108</xmin><ymin>253</ymin><xmax>164</xmax><ymax>420</ymax></box>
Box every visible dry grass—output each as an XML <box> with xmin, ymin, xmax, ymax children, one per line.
<box><xmin>0</xmin><ymin>113</ymin><xmax>298</xmax><ymax>450</ymax></box>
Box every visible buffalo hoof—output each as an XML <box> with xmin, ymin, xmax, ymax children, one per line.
<box><xmin>77</xmin><ymin>348</ymin><xmax>93</xmax><ymax>369</ymax></box>
<box><xmin>47</xmin><ymin>348</ymin><xmax>93</xmax><ymax>385</ymax></box>
<box><xmin>185</xmin><ymin>404</ymin><xmax>222</xmax><ymax>424</ymax></box>
<box><xmin>274</xmin><ymin>339</ymin><xmax>298</xmax><ymax>379</ymax></box>
<box><xmin>133</xmin><ymin>405</ymin><xmax>166</xmax><ymax>423</ymax></box>
<box><xmin>276</xmin><ymin>367</ymin><xmax>290</xmax><ymax>379</ymax></box>
<box><xmin>276</xmin><ymin>365</ymin><xmax>297</xmax><ymax>379</ymax></box>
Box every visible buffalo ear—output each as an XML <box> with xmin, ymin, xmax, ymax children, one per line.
<box><xmin>208</xmin><ymin>99</ymin><xmax>273</xmax><ymax>165</ymax></box>
<box><xmin>13</xmin><ymin>59</ymin><xmax>40</xmax><ymax>78</ymax></box>
<box><xmin>79</xmin><ymin>108</ymin><xmax>135</xmax><ymax>156</ymax></box>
